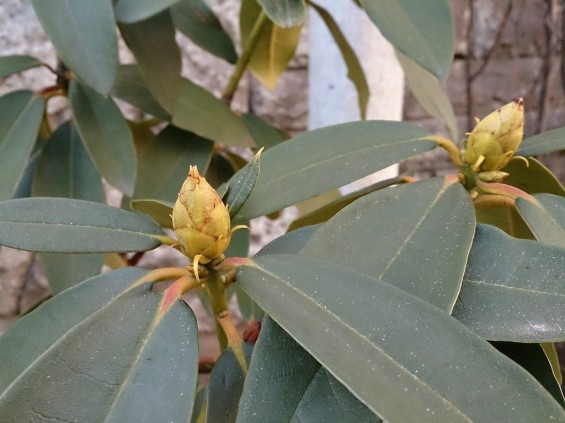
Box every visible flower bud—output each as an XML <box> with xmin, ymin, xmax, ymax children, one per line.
<box><xmin>463</xmin><ymin>99</ymin><xmax>524</xmax><ymax>171</ymax></box>
<box><xmin>172</xmin><ymin>166</ymin><xmax>231</xmax><ymax>262</ymax></box>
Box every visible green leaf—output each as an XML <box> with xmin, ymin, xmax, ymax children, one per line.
<box><xmin>0</xmin><ymin>268</ymin><xmax>199</xmax><ymax>422</ymax></box>
<box><xmin>361</xmin><ymin>0</ymin><xmax>454</xmax><ymax>80</ymax></box>
<box><xmin>309</xmin><ymin>2</ymin><xmax>369</xmax><ymax>119</ymax></box>
<box><xmin>475</xmin><ymin>201</ymin><xmax>534</xmax><ymax>239</ymax></box>
<box><xmin>303</xmin><ymin>177</ymin><xmax>475</xmax><ymax>312</ymax></box>
<box><xmin>115</xmin><ymin>0</ymin><xmax>181</xmax><ymax>23</ymax></box>
<box><xmin>238</xmin><ymin>254</ymin><xmax>565</xmax><ymax>422</ymax></box>
<box><xmin>516</xmin><ymin>194</ymin><xmax>565</xmax><ymax>249</ymax></box>
<box><xmin>171</xmin><ymin>0</ymin><xmax>238</xmax><ymax>64</ymax></box>
<box><xmin>241</xmin><ymin>113</ymin><xmax>289</xmax><ymax>149</ymax></box>
<box><xmin>396</xmin><ymin>51</ymin><xmax>458</xmax><ymax>140</ymax></box>
<box><xmin>256</xmin><ymin>224</ymin><xmax>320</xmax><ymax>257</ymax></box>
<box><xmin>0</xmin><ymin>198</ymin><xmax>165</xmax><ymax>253</ymax></box>
<box><xmin>31</xmin><ymin>0</ymin><xmax>118</xmax><ymax>95</ymax></box>
<box><xmin>31</xmin><ymin>121</ymin><xmax>105</xmax><ymax>293</ymax></box>
<box><xmin>32</xmin><ymin>121</ymin><xmax>103</xmax><ymax>201</ymax></box>
<box><xmin>492</xmin><ymin>342</ymin><xmax>565</xmax><ymax>407</ymax></box>
<box><xmin>69</xmin><ymin>79</ymin><xmax>137</xmax><ymax>196</ymax></box>
<box><xmin>207</xmin><ymin>344</ymin><xmax>253</xmax><ymax>423</ymax></box>
<box><xmin>130</xmin><ymin>199</ymin><xmax>174</xmax><ymax>228</ymax></box>
<box><xmin>502</xmin><ymin>157</ymin><xmax>565</xmax><ymax>196</ymax></box>
<box><xmin>518</xmin><ymin>126</ymin><xmax>565</xmax><ymax>156</ymax></box>
<box><xmin>453</xmin><ymin>224</ymin><xmax>565</xmax><ymax>342</ymax></box>
<box><xmin>235</xmin><ymin>285</ymin><xmax>264</xmax><ymax>321</ymax></box>
<box><xmin>191</xmin><ymin>382</ymin><xmax>208</xmax><ymax>423</ymax></box>
<box><xmin>231</xmin><ymin>121</ymin><xmax>437</xmax><ymax>222</ymax></box>
<box><xmin>111</xmin><ymin>64</ymin><xmax>171</xmax><ymax>120</ymax></box>
<box><xmin>225</xmin><ymin>150</ymin><xmax>262</xmax><ymax>218</ymax></box>
<box><xmin>241</xmin><ymin>0</ymin><xmax>302</xmax><ymax>90</ymax></box>
<box><xmin>173</xmin><ymin>78</ymin><xmax>253</xmax><ymax>147</ymax></box>
<box><xmin>542</xmin><ymin>343</ymin><xmax>563</xmax><ymax>385</ymax></box>
<box><xmin>133</xmin><ymin>125</ymin><xmax>214</xmax><ymax>204</ymax></box>
<box><xmin>237</xmin><ymin>317</ymin><xmax>379</xmax><ymax>422</ymax></box>
<box><xmin>120</xmin><ymin>11</ymin><xmax>182</xmax><ymax>113</ymax></box>
<box><xmin>256</xmin><ymin>0</ymin><xmax>306</xmax><ymax>27</ymax></box>
<box><xmin>288</xmin><ymin>176</ymin><xmax>403</xmax><ymax>232</ymax></box>
<box><xmin>0</xmin><ymin>90</ymin><xmax>45</xmax><ymax>201</ymax></box>
<box><xmin>0</xmin><ymin>55</ymin><xmax>43</xmax><ymax>78</ymax></box>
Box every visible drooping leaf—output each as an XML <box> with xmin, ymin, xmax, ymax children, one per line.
<box><xmin>492</xmin><ymin>342</ymin><xmax>565</xmax><ymax>407</ymax></box>
<box><xmin>309</xmin><ymin>1</ymin><xmax>369</xmax><ymax>119</ymax></box>
<box><xmin>111</xmin><ymin>64</ymin><xmax>171</xmax><ymax>120</ymax></box>
<box><xmin>0</xmin><ymin>55</ymin><xmax>44</xmax><ymax>78</ymax></box>
<box><xmin>207</xmin><ymin>344</ymin><xmax>253</xmax><ymax>423</ymax></box>
<box><xmin>115</xmin><ymin>0</ymin><xmax>181</xmax><ymax>23</ymax></box>
<box><xmin>241</xmin><ymin>113</ymin><xmax>289</xmax><ymax>149</ymax></box>
<box><xmin>241</xmin><ymin>0</ymin><xmax>302</xmax><ymax>90</ymax></box>
<box><xmin>130</xmin><ymin>199</ymin><xmax>174</xmax><ymax>228</ymax></box>
<box><xmin>191</xmin><ymin>383</ymin><xmax>208</xmax><ymax>423</ymax></box>
<box><xmin>13</xmin><ymin>143</ymin><xmax>44</xmax><ymax>199</ymax></box>
<box><xmin>31</xmin><ymin>0</ymin><xmax>118</xmax><ymax>95</ymax></box>
<box><xmin>32</xmin><ymin>121</ymin><xmax>103</xmax><ymax>201</ymax></box>
<box><xmin>237</xmin><ymin>254</ymin><xmax>565</xmax><ymax>422</ymax></box>
<box><xmin>171</xmin><ymin>0</ymin><xmax>238</xmax><ymax>63</ymax></box>
<box><xmin>0</xmin><ymin>268</ymin><xmax>199</xmax><ymax>422</ymax></box>
<box><xmin>173</xmin><ymin>78</ymin><xmax>253</xmax><ymax>147</ymax></box>
<box><xmin>69</xmin><ymin>79</ymin><xmax>137</xmax><ymax>196</ymax></box>
<box><xmin>120</xmin><ymin>11</ymin><xmax>182</xmax><ymax>113</ymax></box>
<box><xmin>237</xmin><ymin>317</ymin><xmax>380</xmax><ymax>422</ymax></box>
<box><xmin>396</xmin><ymin>50</ymin><xmax>458</xmax><ymax>140</ymax></box>
<box><xmin>224</xmin><ymin>150</ymin><xmax>262</xmax><ymax>218</ymax></box>
<box><xmin>230</xmin><ymin>121</ymin><xmax>437</xmax><ymax>222</ymax></box>
<box><xmin>0</xmin><ymin>91</ymin><xmax>45</xmax><ymax>201</ymax></box>
<box><xmin>502</xmin><ymin>157</ymin><xmax>565</xmax><ymax>196</ymax></box>
<box><xmin>361</xmin><ymin>0</ymin><xmax>454</xmax><ymax>80</ymax></box>
<box><xmin>542</xmin><ymin>343</ymin><xmax>563</xmax><ymax>385</ymax></box>
<box><xmin>453</xmin><ymin>224</ymin><xmax>565</xmax><ymax>342</ymax></box>
<box><xmin>235</xmin><ymin>285</ymin><xmax>264</xmax><ymax>321</ymax></box>
<box><xmin>303</xmin><ymin>177</ymin><xmax>475</xmax><ymax>312</ymax></box>
<box><xmin>0</xmin><ymin>198</ymin><xmax>165</xmax><ymax>253</ymax></box>
<box><xmin>31</xmin><ymin>121</ymin><xmax>105</xmax><ymax>293</ymax></box>
<box><xmin>516</xmin><ymin>194</ymin><xmax>565</xmax><ymax>249</ymax></box>
<box><xmin>518</xmin><ymin>126</ymin><xmax>565</xmax><ymax>156</ymax></box>
<box><xmin>256</xmin><ymin>0</ymin><xmax>306</xmax><ymax>27</ymax></box>
<box><xmin>132</xmin><ymin>125</ymin><xmax>214</xmax><ymax>204</ymax></box>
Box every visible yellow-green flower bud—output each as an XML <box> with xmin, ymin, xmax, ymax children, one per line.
<box><xmin>463</xmin><ymin>99</ymin><xmax>524</xmax><ymax>171</ymax></box>
<box><xmin>172</xmin><ymin>166</ymin><xmax>231</xmax><ymax>262</ymax></box>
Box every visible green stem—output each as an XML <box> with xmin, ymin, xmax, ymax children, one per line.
<box><xmin>222</xmin><ymin>11</ymin><xmax>268</xmax><ymax>104</ymax></box>
<box><xmin>205</xmin><ymin>269</ymin><xmax>230</xmax><ymax>352</ymax></box>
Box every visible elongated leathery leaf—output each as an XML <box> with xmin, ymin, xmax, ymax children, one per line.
<box><xmin>237</xmin><ymin>316</ymin><xmax>380</xmax><ymax>422</ymax></box>
<box><xmin>173</xmin><ymin>78</ymin><xmax>253</xmax><ymax>147</ymax></box>
<box><xmin>0</xmin><ymin>55</ymin><xmax>43</xmax><ymax>78</ymax></box>
<box><xmin>131</xmin><ymin>199</ymin><xmax>174</xmax><ymax>228</ymax></box>
<box><xmin>237</xmin><ymin>254</ymin><xmax>565</xmax><ymax>422</ymax></box>
<box><xmin>518</xmin><ymin>126</ymin><xmax>565</xmax><ymax>156</ymax></box>
<box><xmin>302</xmin><ymin>177</ymin><xmax>475</xmax><ymax>312</ymax></box>
<box><xmin>231</xmin><ymin>121</ymin><xmax>437</xmax><ymax>223</ymax></box>
<box><xmin>32</xmin><ymin>121</ymin><xmax>105</xmax><ymax>293</ymax></box>
<box><xmin>502</xmin><ymin>157</ymin><xmax>565</xmax><ymax>196</ymax></box>
<box><xmin>0</xmin><ymin>268</ymin><xmax>199</xmax><ymax>422</ymax></box>
<box><xmin>454</xmin><ymin>224</ymin><xmax>565</xmax><ymax>342</ymax></box>
<box><xmin>396</xmin><ymin>50</ymin><xmax>458</xmax><ymax>140</ymax></box>
<box><xmin>31</xmin><ymin>0</ymin><xmax>118</xmax><ymax>95</ymax></box>
<box><xmin>257</xmin><ymin>0</ymin><xmax>306</xmax><ymax>27</ymax></box>
<box><xmin>171</xmin><ymin>0</ymin><xmax>238</xmax><ymax>64</ymax></box>
<box><xmin>0</xmin><ymin>91</ymin><xmax>45</xmax><ymax>201</ymax></box>
<box><xmin>0</xmin><ymin>198</ymin><xmax>165</xmax><ymax>253</ymax></box>
<box><xmin>114</xmin><ymin>0</ymin><xmax>180</xmax><ymax>23</ymax></box>
<box><xmin>516</xmin><ymin>194</ymin><xmax>565</xmax><ymax>249</ymax></box>
<box><xmin>69</xmin><ymin>79</ymin><xmax>137</xmax><ymax>196</ymax></box>
<box><xmin>361</xmin><ymin>0</ymin><xmax>454</xmax><ymax>80</ymax></box>
<box><xmin>225</xmin><ymin>149</ymin><xmax>262</xmax><ymax>218</ymax></box>
<box><xmin>309</xmin><ymin>1</ymin><xmax>369</xmax><ymax>120</ymax></box>
<box><xmin>120</xmin><ymin>11</ymin><xmax>182</xmax><ymax>113</ymax></box>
